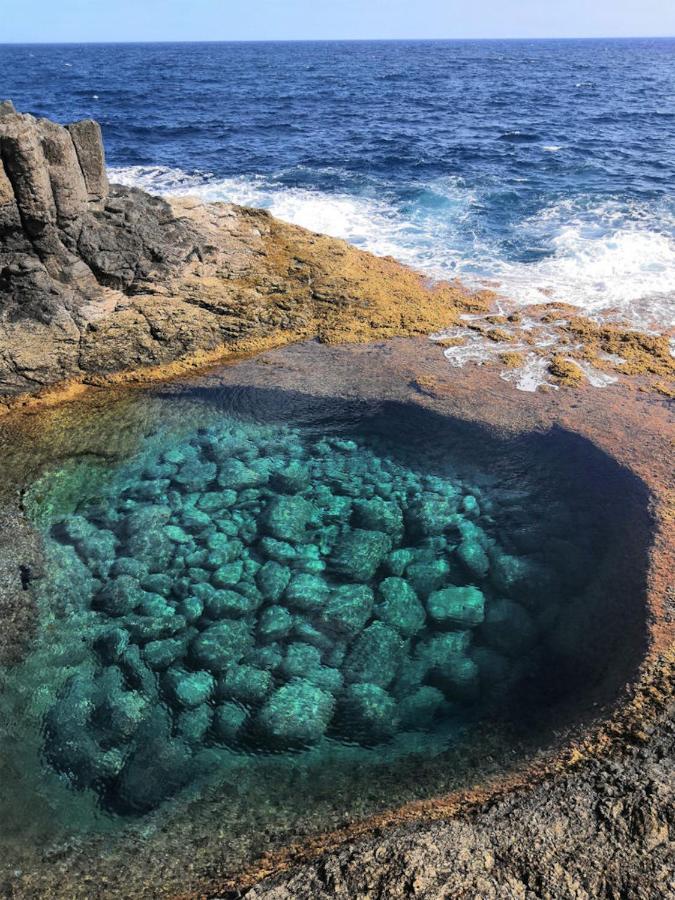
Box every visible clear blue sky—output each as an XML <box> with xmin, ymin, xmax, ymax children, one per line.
<box><xmin>1</xmin><ymin>0</ymin><xmax>674</xmax><ymax>43</ymax></box>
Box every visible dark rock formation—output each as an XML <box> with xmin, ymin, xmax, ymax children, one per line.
<box><xmin>0</xmin><ymin>103</ymin><xmax>479</xmax><ymax>399</ymax></box>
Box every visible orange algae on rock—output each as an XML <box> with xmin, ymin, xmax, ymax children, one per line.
<box><xmin>548</xmin><ymin>354</ymin><xmax>585</xmax><ymax>387</ymax></box>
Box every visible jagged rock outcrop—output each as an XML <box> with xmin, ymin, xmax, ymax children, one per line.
<box><xmin>0</xmin><ymin>102</ymin><xmax>482</xmax><ymax>399</ymax></box>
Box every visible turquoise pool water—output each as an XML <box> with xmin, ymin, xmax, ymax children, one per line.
<box><xmin>0</xmin><ymin>386</ymin><xmax>647</xmax><ymax>891</ymax></box>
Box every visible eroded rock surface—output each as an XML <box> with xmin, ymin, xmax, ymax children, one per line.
<box><xmin>0</xmin><ymin>103</ymin><xmax>482</xmax><ymax>398</ymax></box>
<box><xmin>243</xmin><ymin>717</ymin><xmax>674</xmax><ymax>900</ymax></box>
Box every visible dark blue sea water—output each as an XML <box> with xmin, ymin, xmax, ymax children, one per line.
<box><xmin>1</xmin><ymin>39</ymin><xmax>674</xmax><ymax>326</ymax></box>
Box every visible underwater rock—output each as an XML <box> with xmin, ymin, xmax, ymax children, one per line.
<box><xmin>175</xmin><ymin>704</ymin><xmax>213</xmax><ymax>744</ymax></box>
<box><xmin>405</xmin><ymin>559</ymin><xmax>451</xmax><ymax>598</ymax></box>
<box><xmin>284</xmin><ymin>574</ymin><xmax>330</xmax><ymax>612</ymax></box>
<box><xmin>163</xmin><ymin>667</ymin><xmax>215</xmax><ymax>709</ymax></box>
<box><xmin>124</xmin><ymin>610</ymin><xmax>187</xmax><ymax>644</ymax></box>
<box><xmin>212</xmin><ymin>701</ymin><xmax>248</xmax><ymax>744</ymax></box>
<box><xmin>405</xmin><ymin>493</ymin><xmax>459</xmax><ymax>538</ymax></box>
<box><xmin>255</xmin><ymin>679</ymin><xmax>335</xmax><ymax>747</ymax></box>
<box><xmin>189</xmin><ymin>620</ymin><xmax>253</xmax><ymax>672</ymax></box>
<box><xmin>246</xmin><ymin>643</ymin><xmax>284</xmax><ymax>672</ymax></box>
<box><xmin>113</xmin><ymin>711</ymin><xmax>193</xmax><ymax>814</ymax></box>
<box><xmin>319</xmin><ymin>584</ymin><xmax>375</xmax><ymax>637</ymax></box>
<box><xmin>256</xmin><ymin>560</ymin><xmax>292</xmax><ymax>601</ymax></box>
<box><xmin>270</xmin><ymin>463</ymin><xmax>311</xmax><ymax>494</ymax></box>
<box><xmin>337</xmin><ymin>683</ymin><xmax>399</xmax><ymax>744</ymax></box>
<box><xmin>257</xmin><ymin>604</ymin><xmax>293</xmax><ymax>642</ymax></box>
<box><xmin>143</xmin><ymin>636</ymin><xmax>187</xmax><ymax>670</ymax></box>
<box><xmin>203</xmin><ymin>587</ymin><xmax>254</xmax><ymax>620</ymax></box>
<box><xmin>93</xmin><ymin>626</ymin><xmax>130</xmax><ymax>664</ymax></box>
<box><xmin>218</xmin><ymin>664</ymin><xmax>272</xmax><ymax>705</ymax></box>
<box><xmin>352</xmin><ymin>497</ymin><xmax>404</xmax><ymax>540</ymax></box>
<box><xmin>258</xmin><ymin>537</ymin><xmax>298</xmax><ymax>564</ymax></box>
<box><xmin>462</xmin><ymin>494</ymin><xmax>481</xmax><ymax>518</ymax></box>
<box><xmin>261</xmin><ymin>495</ymin><xmax>314</xmax><ymax>543</ymax></box>
<box><xmin>375</xmin><ymin>577</ymin><xmax>426</xmax><ymax>636</ymax></box>
<box><xmin>125</xmin><ymin>527</ymin><xmax>174</xmax><ymax>573</ymax></box>
<box><xmin>426</xmin><ymin>585</ymin><xmax>485</xmax><ymax>628</ymax></box>
<box><xmin>329</xmin><ymin>529</ymin><xmax>392</xmax><ymax>582</ymax></box>
<box><xmin>399</xmin><ymin>685</ymin><xmax>445</xmax><ymax>730</ymax></box>
<box><xmin>480</xmin><ymin>598</ymin><xmax>538</xmax><ymax>657</ymax></box>
<box><xmin>343</xmin><ymin>622</ymin><xmax>405</xmax><ymax>688</ymax></box>
<box><xmin>385</xmin><ymin>547</ymin><xmax>416</xmax><ymax>577</ymax></box>
<box><xmin>416</xmin><ymin>630</ymin><xmax>472</xmax><ymax>672</ymax></box>
<box><xmin>218</xmin><ymin>459</ymin><xmax>266</xmax><ymax>491</ymax></box>
<box><xmin>211</xmin><ymin>561</ymin><xmax>245</xmax><ymax>588</ymax></box>
<box><xmin>93</xmin><ymin>576</ymin><xmax>144</xmax><ymax>617</ymax></box>
<box><xmin>456</xmin><ymin>538</ymin><xmax>490</xmax><ymax>579</ymax></box>
<box><xmin>173</xmin><ymin>459</ymin><xmax>217</xmax><ymax>492</ymax></box>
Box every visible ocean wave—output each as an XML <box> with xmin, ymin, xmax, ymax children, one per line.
<box><xmin>110</xmin><ymin>165</ymin><xmax>675</xmax><ymax>329</ymax></box>
<box><xmin>497</xmin><ymin>132</ymin><xmax>541</xmax><ymax>143</ymax></box>
<box><xmin>495</xmin><ymin>198</ymin><xmax>675</xmax><ymax>327</ymax></box>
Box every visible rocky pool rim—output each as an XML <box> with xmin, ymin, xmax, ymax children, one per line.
<box><xmin>0</xmin><ymin>340</ymin><xmax>671</xmax><ymax>898</ymax></box>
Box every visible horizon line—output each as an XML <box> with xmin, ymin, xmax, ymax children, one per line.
<box><xmin>0</xmin><ymin>35</ymin><xmax>674</xmax><ymax>46</ymax></box>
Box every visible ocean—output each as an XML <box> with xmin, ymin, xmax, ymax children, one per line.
<box><xmin>1</xmin><ymin>39</ymin><xmax>674</xmax><ymax>328</ymax></box>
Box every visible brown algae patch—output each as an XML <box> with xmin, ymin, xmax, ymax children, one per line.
<box><xmin>548</xmin><ymin>355</ymin><xmax>585</xmax><ymax>387</ymax></box>
<box><xmin>500</xmin><ymin>352</ymin><xmax>526</xmax><ymax>369</ymax></box>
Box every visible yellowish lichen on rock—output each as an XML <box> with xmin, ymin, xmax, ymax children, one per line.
<box><xmin>548</xmin><ymin>355</ymin><xmax>585</xmax><ymax>387</ymax></box>
<box><xmin>500</xmin><ymin>351</ymin><xmax>525</xmax><ymax>369</ymax></box>
<box><xmin>563</xmin><ymin>318</ymin><xmax>675</xmax><ymax>382</ymax></box>
<box><xmin>486</xmin><ymin>327</ymin><xmax>514</xmax><ymax>343</ymax></box>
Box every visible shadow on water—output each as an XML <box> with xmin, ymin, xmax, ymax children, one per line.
<box><xmin>0</xmin><ymin>382</ymin><xmax>652</xmax><ymax>891</ymax></box>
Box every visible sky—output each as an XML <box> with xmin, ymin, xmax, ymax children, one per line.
<box><xmin>1</xmin><ymin>0</ymin><xmax>674</xmax><ymax>43</ymax></box>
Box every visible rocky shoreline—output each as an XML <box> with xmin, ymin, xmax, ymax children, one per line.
<box><xmin>0</xmin><ymin>101</ymin><xmax>490</xmax><ymax>405</ymax></box>
<box><xmin>0</xmin><ymin>106</ymin><xmax>673</xmax><ymax>899</ymax></box>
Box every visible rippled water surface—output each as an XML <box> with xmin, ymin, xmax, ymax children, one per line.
<box><xmin>0</xmin><ymin>383</ymin><xmax>649</xmax><ymax>891</ymax></box>
<box><xmin>1</xmin><ymin>39</ymin><xmax>673</xmax><ymax>326</ymax></box>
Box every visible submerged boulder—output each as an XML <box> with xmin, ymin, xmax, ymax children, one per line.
<box><xmin>284</xmin><ymin>573</ymin><xmax>330</xmax><ymax>613</ymax></box>
<box><xmin>337</xmin><ymin>683</ymin><xmax>399</xmax><ymax>744</ymax></box>
<box><xmin>352</xmin><ymin>497</ymin><xmax>403</xmax><ymax>540</ymax></box>
<box><xmin>426</xmin><ymin>585</ymin><xmax>485</xmax><ymax>628</ymax></box>
<box><xmin>405</xmin><ymin>559</ymin><xmax>450</xmax><ymax>598</ymax></box>
<box><xmin>212</xmin><ymin>701</ymin><xmax>249</xmax><ymax>745</ymax></box>
<box><xmin>255</xmin><ymin>679</ymin><xmax>335</xmax><ymax>747</ymax></box>
<box><xmin>320</xmin><ymin>584</ymin><xmax>374</xmax><ymax>637</ymax></box>
<box><xmin>189</xmin><ymin>620</ymin><xmax>253</xmax><ymax>672</ymax></box>
<box><xmin>456</xmin><ymin>539</ymin><xmax>490</xmax><ymax>579</ymax></box>
<box><xmin>480</xmin><ymin>598</ymin><xmax>538</xmax><ymax>656</ymax></box>
<box><xmin>375</xmin><ymin>577</ymin><xmax>426</xmax><ymax>637</ymax></box>
<box><xmin>218</xmin><ymin>663</ymin><xmax>272</xmax><ymax>705</ymax></box>
<box><xmin>257</xmin><ymin>604</ymin><xmax>293</xmax><ymax>642</ymax></box>
<box><xmin>329</xmin><ymin>529</ymin><xmax>392</xmax><ymax>582</ymax></box>
<box><xmin>93</xmin><ymin>576</ymin><xmax>144</xmax><ymax>617</ymax></box>
<box><xmin>163</xmin><ymin>667</ymin><xmax>215</xmax><ymax>709</ymax></box>
<box><xmin>343</xmin><ymin>622</ymin><xmax>405</xmax><ymax>688</ymax></box>
<box><xmin>261</xmin><ymin>495</ymin><xmax>314</xmax><ymax>543</ymax></box>
<box><xmin>256</xmin><ymin>560</ymin><xmax>292</xmax><ymax>601</ymax></box>
<box><xmin>399</xmin><ymin>685</ymin><xmax>445</xmax><ymax>730</ymax></box>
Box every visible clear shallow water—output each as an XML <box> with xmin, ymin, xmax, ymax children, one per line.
<box><xmin>1</xmin><ymin>39</ymin><xmax>674</xmax><ymax>327</ymax></box>
<box><xmin>0</xmin><ymin>384</ymin><xmax>649</xmax><ymax>885</ymax></box>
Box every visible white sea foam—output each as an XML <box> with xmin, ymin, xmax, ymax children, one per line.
<box><xmin>110</xmin><ymin>165</ymin><xmax>675</xmax><ymax>330</ymax></box>
<box><xmin>500</xmin><ymin>354</ymin><xmax>557</xmax><ymax>392</ymax></box>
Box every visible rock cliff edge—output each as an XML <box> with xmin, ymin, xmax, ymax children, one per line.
<box><xmin>0</xmin><ymin>102</ymin><xmax>483</xmax><ymax>399</ymax></box>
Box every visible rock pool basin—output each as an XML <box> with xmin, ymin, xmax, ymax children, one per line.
<box><xmin>0</xmin><ymin>341</ymin><xmax>656</xmax><ymax>898</ymax></box>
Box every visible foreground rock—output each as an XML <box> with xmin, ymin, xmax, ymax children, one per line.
<box><xmin>0</xmin><ymin>102</ymin><xmax>484</xmax><ymax>399</ymax></box>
